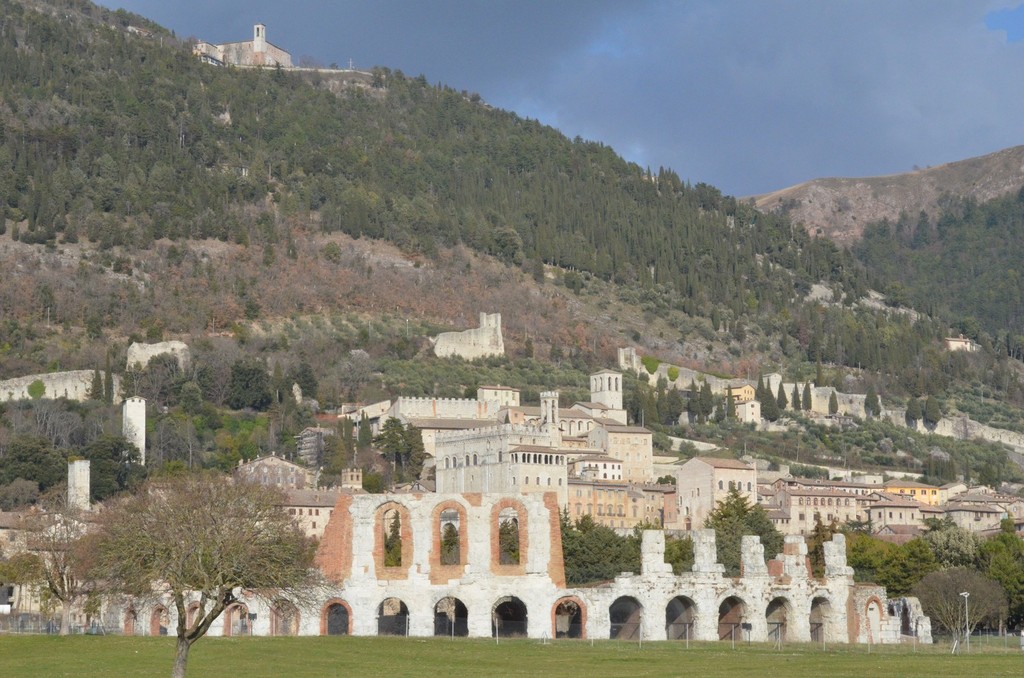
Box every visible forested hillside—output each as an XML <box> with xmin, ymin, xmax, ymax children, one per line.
<box><xmin>0</xmin><ymin>0</ymin><xmax>1022</xmax><ymax>414</ymax></box>
<box><xmin>0</xmin><ymin>0</ymin><xmax>866</xmax><ymax>321</ymax></box>
<box><xmin>855</xmin><ymin>191</ymin><xmax>1024</xmax><ymax>349</ymax></box>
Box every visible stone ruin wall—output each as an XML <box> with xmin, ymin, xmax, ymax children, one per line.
<box><xmin>432</xmin><ymin>313</ymin><xmax>504</xmax><ymax>360</ymax></box>
<box><xmin>126</xmin><ymin>341</ymin><xmax>191</xmax><ymax>371</ymax></box>
<box><xmin>391</xmin><ymin>396</ymin><xmax>501</xmax><ymax>421</ymax></box>
<box><xmin>109</xmin><ymin>492</ymin><xmax>932</xmax><ymax>643</ymax></box>
<box><xmin>0</xmin><ymin>370</ymin><xmax>122</xmax><ymax>404</ymax></box>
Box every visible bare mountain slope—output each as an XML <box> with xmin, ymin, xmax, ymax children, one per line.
<box><xmin>749</xmin><ymin>145</ymin><xmax>1024</xmax><ymax>245</ymax></box>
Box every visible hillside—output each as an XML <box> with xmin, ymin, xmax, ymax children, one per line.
<box><xmin>749</xmin><ymin>145</ymin><xmax>1024</xmax><ymax>245</ymax></box>
<box><xmin>0</xmin><ymin>0</ymin><xmax>1022</xmax><ymax>429</ymax></box>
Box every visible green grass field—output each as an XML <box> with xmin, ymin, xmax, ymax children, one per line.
<box><xmin>0</xmin><ymin>635</ymin><xmax>1021</xmax><ymax>677</ymax></box>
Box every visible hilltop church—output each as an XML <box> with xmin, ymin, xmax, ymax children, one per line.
<box><xmin>193</xmin><ymin>24</ymin><xmax>292</xmax><ymax>68</ymax></box>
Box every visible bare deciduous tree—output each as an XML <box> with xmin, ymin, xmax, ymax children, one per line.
<box><xmin>913</xmin><ymin>567</ymin><xmax>1007</xmax><ymax>636</ymax></box>
<box><xmin>96</xmin><ymin>474</ymin><xmax>316</xmax><ymax>678</ymax></box>
<box><xmin>22</xmin><ymin>494</ymin><xmax>99</xmax><ymax>635</ymax></box>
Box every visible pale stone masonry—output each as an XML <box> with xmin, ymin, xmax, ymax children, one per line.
<box><xmin>112</xmin><ymin>492</ymin><xmax>931</xmax><ymax>644</ymax></box>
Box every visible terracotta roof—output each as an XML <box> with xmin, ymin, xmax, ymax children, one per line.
<box><xmin>883</xmin><ymin>479</ymin><xmax>938</xmax><ymax>490</ymax></box>
<box><xmin>281</xmin><ymin>489</ymin><xmax>343</xmax><ymax>507</ymax></box>
<box><xmin>691</xmin><ymin>457</ymin><xmax>752</xmax><ymax>470</ymax></box>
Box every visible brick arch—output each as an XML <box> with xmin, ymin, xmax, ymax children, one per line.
<box><xmin>862</xmin><ymin>595</ymin><xmax>885</xmax><ymax>643</ymax></box>
<box><xmin>150</xmin><ymin>605</ymin><xmax>169</xmax><ymax>636</ymax></box>
<box><xmin>270</xmin><ymin>598</ymin><xmax>300</xmax><ymax>636</ymax></box>
<box><xmin>430</xmin><ymin>500</ymin><xmax>469</xmax><ymax>584</ymax></box>
<box><xmin>223</xmin><ymin>602</ymin><xmax>249</xmax><ymax>637</ymax></box>
<box><xmin>551</xmin><ymin>596</ymin><xmax>587</xmax><ymax>639</ymax></box>
<box><xmin>320</xmin><ymin>598</ymin><xmax>353</xmax><ymax>636</ymax></box>
<box><xmin>123</xmin><ymin>607</ymin><xmax>137</xmax><ymax>636</ymax></box>
<box><xmin>373</xmin><ymin>500</ymin><xmax>413</xmax><ymax>580</ymax></box>
<box><xmin>490</xmin><ymin>498</ymin><xmax>529</xmax><ymax>576</ymax></box>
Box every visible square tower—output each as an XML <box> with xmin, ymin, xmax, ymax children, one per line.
<box><xmin>590</xmin><ymin>370</ymin><xmax>622</xmax><ymax>411</ymax></box>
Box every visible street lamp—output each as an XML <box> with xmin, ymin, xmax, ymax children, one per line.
<box><xmin>959</xmin><ymin>591</ymin><xmax>970</xmax><ymax>653</ymax></box>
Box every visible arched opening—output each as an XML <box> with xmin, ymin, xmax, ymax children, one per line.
<box><xmin>224</xmin><ymin>603</ymin><xmax>249</xmax><ymax>637</ymax></box>
<box><xmin>609</xmin><ymin>596</ymin><xmax>642</xmax><ymax>640</ymax></box>
<box><xmin>382</xmin><ymin>507</ymin><xmax>403</xmax><ymax>567</ymax></box>
<box><xmin>124</xmin><ymin>608</ymin><xmax>137</xmax><ymax>636</ymax></box>
<box><xmin>766</xmin><ymin>597</ymin><xmax>790</xmax><ymax>644</ymax></box>
<box><xmin>553</xmin><ymin>598</ymin><xmax>584</xmax><ymax>639</ymax></box>
<box><xmin>865</xmin><ymin>598</ymin><xmax>882</xmax><ymax>642</ymax></box>
<box><xmin>810</xmin><ymin>597</ymin><xmax>831</xmax><ymax>644</ymax></box>
<box><xmin>665</xmin><ymin>596</ymin><xmax>696</xmax><ymax>640</ymax></box>
<box><xmin>717</xmin><ymin>596</ymin><xmax>745</xmax><ymax>641</ymax></box>
<box><xmin>377</xmin><ymin>598</ymin><xmax>409</xmax><ymax>636</ymax></box>
<box><xmin>271</xmin><ymin>599</ymin><xmax>300</xmax><ymax>636</ymax></box>
<box><xmin>498</xmin><ymin>507</ymin><xmax>520</xmax><ymax>565</ymax></box>
<box><xmin>150</xmin><ymin>606</ymin><xmax>169</xmax><ymax>637</ymax></box>
<box><xmin>440</xmin><ymin>509</ymin><xmax>461</xmax><ymax>566</ymax></box>
<box><xmin>492</xmin><ymin>596</ymin><xmax>528</xmax><ymax>638</ymax></box>
<box><xmin>434</xmin><ymin>597</ymin><xmax>468</xmax><ymax>637</ymax></box>
<box><xmin>323</xmin><ymin>602</ymin><xmax>350</xmax><ymax>636</ymax></box>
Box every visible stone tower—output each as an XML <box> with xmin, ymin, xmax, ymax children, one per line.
<box><xmin>68</xmin><ymin>459</ymin><xmax>90</xmax><ymax>512</ymax></box>
<box><xmin>253</xmin><ymin>23</ymin><xmax>266</xmax><ymax>55</ymax></box>
<box><xmin>590</xmin><ymin>370</ymin><xmax>623</xmax><ymax>410</ymax></box>
<box><xmin>123</xmin><ymin>396</ymin><xmax>146</xmax><ymax>465</ymax></box>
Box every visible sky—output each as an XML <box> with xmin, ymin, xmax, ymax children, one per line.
<box><xmin>101</xmin><ymin>1</ymin><xmax>1024</xmax><ymax>197</ymax></box>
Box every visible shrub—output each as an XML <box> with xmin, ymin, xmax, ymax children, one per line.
<box><xmin>641</xmin><ymin>356</ymin><xmax>660</xmax><ymax>374</ymax></box>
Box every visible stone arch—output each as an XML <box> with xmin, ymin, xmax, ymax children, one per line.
<box><xmin>124</xmin><ymin>607</ymin><xmax>137</xmax><ymax>636</ymax></box>
<box><xmin>320</xmin><ymin>599</ymin><xmax>352</xmax><ymax>636</ymax></box>
<box><xmin>864</xmin><ymin>596</ymin><xmax>883</xmax><ymax>643</ymax></box>
<box><xmin>809</xmin><ymin>596</ymin><xmax>831</xmax><ymax>644</ymax></box>
<box><xmin>431</xmin><ymin>500</ymin><xmax>468</xmax><ymax>582</ymax></box>
<box><xmin>665</xmin><ymin>596</ymin><xmax>697</xmax><ymax>640</ymax></box>
<box><xmin>433</xmin><ymin>596</ymin><xmax>469</xmax><ymax>637</ymax></box>
<box><xmin>223</xmin><ymin>603</ymin><xmax>249</xmax><ymax>637</ymax></box>
<box><xmin>186</xmin><ymin>602</ymin><xmax>201</xmax><ymax>628</ymax></box>
<box><xmin>490</xmin><ymin>498</ymin><xmax>528</xmax><ymax>574</ymax></box>
<box><xmin>374</xmin><ymin>501</ymin><xmax>413</xmax><ymax>579</ymax></box>
<box><xmin>609</xmin><ymin>596</ymin><xmax>642</xmax><ymax>640</ymax></box>
<box><xmin>377</xmin><ymin>597</ymin><xmax>409</xmax><ymax>636</ymax></box>
<box><xmin>270</xmin><ymin>599</ymin><xmax>300</xmax><ymax>636</ymax></box>
<box><xmin>150</xmin><ymin>605</ymin><xmax>170</xmax><ymax>637</ymax></box>
<box><xmin>552</xmin><ymin>596</ymin><xmax>586</xmax><ymax>639</ymax></box>
<box><xmin>766</xmin><ymin>597</ymin><xmax>792</xmax><ymax>643</ymax></box>
<box><xmin>491</xmin><ymin>595</ymin><xmax>528</xmax><ymax>638</ymax></box>
<box><xmin>717</xmin><ymin>595</ymin><xmax>745</xmax><ymax>641</ymax></box>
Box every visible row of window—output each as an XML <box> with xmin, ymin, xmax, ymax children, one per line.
<box><xmin>796</xmin><ymin>497</ymin><xmax>854</xmax><ymax>507</ymax></box>
<box><xmin>718</xmin><ymin>481</ymin><xmax>753</xmax><ymax>491</ymax></box>
<box><xmin>512</xmin><ymin>476</ymin><xmax>563</xmax><ymax>486</ymax></box>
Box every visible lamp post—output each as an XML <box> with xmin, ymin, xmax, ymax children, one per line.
<box><xmin>959</xmin><ymin>591</ymin><xmax>970</xmax><ymax>653</ymax></box>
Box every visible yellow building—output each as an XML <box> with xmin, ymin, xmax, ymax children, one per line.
<box><xmin>882</xmin><ymin>479</ymin><xmax>941</xmax><ymax>506</ymax></box>
<box><xmin>727</xmin><ymin>384</ymin><xmax>756</xmax><ymax>403</ymax></box>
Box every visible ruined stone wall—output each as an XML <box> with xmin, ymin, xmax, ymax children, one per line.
<box><xmin>111</xmin><ymin>495</ymin><xmax>929</xmax><ymax>644</ymax></box>
<box><xmin>126</xmin><ymin>341</ymin><xmax>191</xmax><ymax>371</ymax></box>
<box><xmin>390</xmin><ymin>396</ymin><xmax>500</xmax><ymax>421</ymax></box>
<box><xmin>0</xmin><ymin>371</ymin><xmax>122</xmax><ymax>404</ymax></box>
<box><xmin>432</xmin><ymin>313</ymin><xmax>504</xmax><ymax>360</ymax></box>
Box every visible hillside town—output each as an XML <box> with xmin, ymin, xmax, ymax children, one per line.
<box><xmin>3</xmin><ymin>318</ymin><xmax>1021</xmax><ymax>644</ymax></box>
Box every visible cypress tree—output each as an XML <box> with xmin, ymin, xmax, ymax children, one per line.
<box><xmin>90</xmin><ymin>368</ymin><xmax>103</xmax><ymax>401</ymax></box>
<box><xmin>828</xmin><ymin>390</ymin><xmax>839</xmax><ymax>415</ymax></box>
<box><xmin>865</xmin><ymin>385</ymin><xmax>880</xmax><ymax>417</ymax></box>
<box><xmin>103</xmin><ymin>352</ymin><xmax>113</xmax><ymax>405</ymax></box>
<box><xmin>776</xmin><ymin>382</ymin><xmax>788</xmax><ymax>411</ymax></box>
<box><xmin>791</xmin><ymin>384</ymin><xmax>801</xmax><ymax>411</ymax></box>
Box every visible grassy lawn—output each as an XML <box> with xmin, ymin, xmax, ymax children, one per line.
<box><xmin>0</xmin><ymin>635</ymin><xmax>1021</xmax><ymax>677</ymax></box>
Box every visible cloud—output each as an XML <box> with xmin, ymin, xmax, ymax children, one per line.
<box><xmin>105</xmin><ymin>1</ymin><xmax>1024</xmax><ymax>195</ymax></box>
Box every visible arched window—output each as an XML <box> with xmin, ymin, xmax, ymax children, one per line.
<box><xmin>718</xmin><ymin>480</ymin><xmax>724</xmax><ymax>490</ymax></box>
<box><xmin>498</xmin><ymin>507</ymin><xmax>520</xmax><ymax>565</ymax></box>
<box><xmin>383</xmin><ymin>508</ymin><xmax>402</xmax><ymax>567</ymax></box>
<box><xmin>440</xmin><ymin>509</ymin><xmax>460</xmax><ymax>566</ymax></box>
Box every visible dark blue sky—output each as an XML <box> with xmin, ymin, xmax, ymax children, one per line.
<box><xmin>102</xmin><ymin>1</ymin><xmax>1024</xmax><ymax>197</ymax></box>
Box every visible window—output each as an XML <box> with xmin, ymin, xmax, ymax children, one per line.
<box><xmin>718</xmin><ymin>480</ymin><xmax>724</xmax><ymax>490</ymax></box>
<box><xmin>440</xmin><ymin>509</ymin><xmax>460</xmax><ymax>566</ymax></box>
<box><xmin>498</xmin><ymin>507</ymin><xmax>520</xmax><ymax>565</ymax></box>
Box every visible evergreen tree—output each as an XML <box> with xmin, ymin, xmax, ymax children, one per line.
<box><xmin>761</xmin><ymin>380</ymin><xmax>780</xmax><ymax>422</ymax></box>
<box><xmin>726</xmin><ymin>394</ymin><xmax>736</xmax><ymax>420</ymax></box>
<box><xmin>906</xmin><ymin>397</ymin><xmax>923</xmax><ymax>423</ymax></box>
<box><xmin>828</xmin><ymin>390</ymin><xmax>839</xmax><ymax>415</ymax></box>
<box><xmin>103</xmin><ymin>352</ymin><xmax>114</xmax><ymax>405</ymax></box>
<box><xmin>383</xmin><ymin>512</ymin><xmax>402</xmax><ymax>566</ymax></box>
<box><xmin>802</xmin><ymin>382</ymin><xmax>812</xmax><ymax>411</ymax></box>
<box><xmin>90</xmin><ymin>369</ymin><xmax>103</xmax><ymax>401</ymax></box>
<box><xmin>924</xmin><ymin>396</ymin><xmax>942</xmax><ymax>425</ymax></box>
<box><xmin>815</xmin><ymin>360</ymin><xmax>824</xmax><ymax>387</ymax></box>
<box><xmin>791</xmin><ymin>384</ymin><xmax>801</xmax><ymax>412</ymax></box>
<box><xmin>776</xmin><ymin>382</ymin><xmax>788</xmax><ymax>412</ymax></box>
<box><xmin>704</xmin><ymin>488</ymin><xmax>783</xmax><ymax>576</ymax></box>
<box><xmin>699</xmin><ymin>381</ymin><xmax>714</xmax><ymax>423</ymax></box>
<box><xmin>864</xmin><ymin>385</ymin><xmax>880</xmax><ymax>417</ymax></box>
<box><xmin>357</xmin><ymin>413</ymin><xmax>373</xmax><ymax>450</ymax></box>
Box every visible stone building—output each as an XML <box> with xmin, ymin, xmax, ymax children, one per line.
<box><xmin>117</xmin><ymin>491</ymin><xmax>930</xmax><ymax>644</ymax></box>
<box><xmin>566</xmin><ymin>479</ymin><xmax>675</xmax><ymax>529</ymax></box>
<box><xmin>193</xmin><ymin>24</ymin><xmax>293</xmax><ymax>68</ymax></box>
<box><xmin>431</xmin><ymin>312</ymin><xmax>504</xmax><ymax>360</ymax></box>
<box><xmin>235</xmin><ymin>454</ymin><xmax>317</xmax><ymax>490</ymax></box>
<box><xmin>671</xmin><ymin>457</ymin><xmax>757</xmax><ymax>531</ymax></box>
